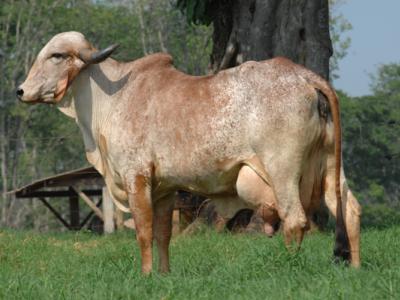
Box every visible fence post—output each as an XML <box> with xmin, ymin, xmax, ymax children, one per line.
<box><xmin>102</xmin><ymin>187</ymin><xmax>115</xmax><ymax>234</ymax></box>
<box><xmin>69</xmin><ymin>187</ymin><xmax>80</xmax><ymax>230</ymax></box>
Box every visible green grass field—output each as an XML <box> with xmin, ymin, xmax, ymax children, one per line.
<box><xmin>0</xmin><ymin>227</ymin><xmax>399</xmax><ymax>300</ymax></box>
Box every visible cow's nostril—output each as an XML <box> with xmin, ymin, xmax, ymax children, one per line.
<box><xmin>16</xmin><ymin>87</ymin><xmax>24</xmax><ymax>98</ymax></box>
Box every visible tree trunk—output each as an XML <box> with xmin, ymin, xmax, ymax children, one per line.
<box><xmin>0</xmin><ymin>118</ymin><xmax>9</xmax><ymax>226</ymax></box>
<box><xmin>209</xmin><ymin>0</ymin><xmax>332</xmax><ymax>80</ymax></box>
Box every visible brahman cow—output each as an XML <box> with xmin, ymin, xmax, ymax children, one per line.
<box><xmin>18</xmin><ymin>32</ymin><xmax>361</xmax><ymax>273</ymax></box>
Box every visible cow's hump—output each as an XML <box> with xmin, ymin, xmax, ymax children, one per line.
<box><xmin>134</xmin><ymin>53</ymin><xmax>174</xmax><ymax>72</ymax></box>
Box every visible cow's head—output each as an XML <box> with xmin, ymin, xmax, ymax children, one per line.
<box><xmin>17</xmin><ymin>31</ymin><xmax>118</xmax><ymax>104</ymax></box>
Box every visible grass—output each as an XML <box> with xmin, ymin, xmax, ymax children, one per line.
<box><xmin>0</xmin><ymin>227</ymin><xmax>399</xmax><ymax>300</ymax></box>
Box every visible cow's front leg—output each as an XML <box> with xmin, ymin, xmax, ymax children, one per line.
<box><xmin>153</xmin><ymin>193</ymin><xmax>175</xmax><ymax>273</ymax></box>
<box><xmin>128</xmin><ymin>175</ymin><xmax>153</xmax><ymax>274</ymax></box>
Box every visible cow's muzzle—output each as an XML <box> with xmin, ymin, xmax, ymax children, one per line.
<box><xmin>16</xmin><ymin>87</ymin><xmax>24</xmax><ymax>100</ymax></box>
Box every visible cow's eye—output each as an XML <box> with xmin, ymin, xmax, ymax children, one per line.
<box><xmin>50</xmin><ymin>53</ymin><xmax>67</xmax><ymax>63</ymax></box>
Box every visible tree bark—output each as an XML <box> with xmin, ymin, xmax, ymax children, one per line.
<box><xmin>209</xmin><ymin>0</ymin><xmax>333</xmax><ymax>80</ymax></box>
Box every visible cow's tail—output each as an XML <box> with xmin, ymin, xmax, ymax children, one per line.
<box><xmin>297</xmin><ymin>67</ymin><xmax>350</xmax><ymax>262</ymax></box>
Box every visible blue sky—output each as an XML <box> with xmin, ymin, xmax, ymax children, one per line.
<box><xmin>333</xmin><ymin>0</ymin><xmax>400</xmax><ymax>96</ymax></box>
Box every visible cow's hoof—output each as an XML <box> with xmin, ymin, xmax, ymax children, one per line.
<box><xmin>333</xmin><ymin>248</ymin><xmax>350</xmax><ymax>266</ymax></box>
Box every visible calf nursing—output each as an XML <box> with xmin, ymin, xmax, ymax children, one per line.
<box><xmin>19</xmin><ymin>32</ymin><xmax>361</xmax><ymax>273</ymax></box>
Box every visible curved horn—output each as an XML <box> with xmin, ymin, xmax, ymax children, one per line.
<box><xmin>79</xmin><ymin>44</ymin><xmax>119</xmax><ymax>64</ymax></box>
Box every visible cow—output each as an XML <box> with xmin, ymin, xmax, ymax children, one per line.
<box><xmin>18</xmin><ymin>32</ymin><xmax>361</xmax><ymax>274</ymax></box>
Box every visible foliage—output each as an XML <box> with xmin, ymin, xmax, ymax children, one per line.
<box><xmin>1</xmin><ymin>227</ymin><xmax>400</xmax><ymax>299</ymax></box>
<box><xmin>371</xmin><ymin>63</ymin><xmax>400</xmax><ymax>96</ymax></box>
<box><xmin>340</xmin><ymin>63</ymin><xmax>400</xmax><ymax>207</ymax></box>
<box><xmin>176</xmin><ymin>0</ymin><xmax>213</xmax><ymax>25</ymax></box>
<box><xmin>361</xmin><ymin>204</ymin><xmax>400</xmax><ymax>229</ymax></box>
<box><xmin>329</xmin><ymin>0</ymin><xmax>352</xmax><ymax>80</ymax></box>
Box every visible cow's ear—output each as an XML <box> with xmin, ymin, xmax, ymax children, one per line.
<box><xmin>54</xmin><ymin>58</ymin><xmax>83</xmax><ymax>103</ymax></box>
<box><xmin>79</xmin><ymin>44</ymin><xmax>119</xmax><ymax>65</ymax></box>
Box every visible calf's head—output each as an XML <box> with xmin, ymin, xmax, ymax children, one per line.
<box><xmin>17</xmin><ymin>31</ymin><xmax>118</xmax><ymax>104</ymax></box>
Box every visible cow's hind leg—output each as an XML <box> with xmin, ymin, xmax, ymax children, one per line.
<box><xmin>153</xmin><ymin>193</ymin><xmax>175</xmax><ymax>273</ymax></box>
<box><xmin>274</xmin><ymin>181</ymin><xmax>307</xmax><ymax>249</ymax></box>
<box><xmin>261</xmin><ymin>157</ymin><xmax>307</xmax><ymax>249</ymax></box>
<box><xmin>345</xmin><ymin>190</ymin><xmax>362</xmax><ymax>266</ymax></box>
<box><xmin>128</xmin><ymin>175</ymin><xmax>153</xmax><ymax>274</ymax></box>
<box><xmin>236</xmin><ymin>164</ymin><xmax>306</xmax><ymax>248</ymax></box>
<box><xmin>323</xmin><ymin>165</ymin><xmax>362</xmax><ymax>267</ymax></box>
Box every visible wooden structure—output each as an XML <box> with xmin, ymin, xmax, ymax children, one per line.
<box><xmin>12</xmin><ymin>167</ymin><xmax>120</xmax><ymax>233</ymax></box>
<box><xmin>12</xmin><ymin>167</ymin><xmax>205</xmax><ymax>233</ymax></box>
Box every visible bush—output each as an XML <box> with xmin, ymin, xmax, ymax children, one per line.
<box><xmin>361</xmin><ymin>204</ymin><xmax>400</xmax><ymax>229</ymax></box>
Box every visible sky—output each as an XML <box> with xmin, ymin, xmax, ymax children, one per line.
<box><xmin>333</xmin><ymin>0</ymin><xmax>400</xmax><ymax>96</ymax></box>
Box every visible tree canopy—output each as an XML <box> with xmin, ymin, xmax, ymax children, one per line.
<box><xmin>341</xmin><ymin>63</ymin><xmax>400</xmax><ymax>207</ymax></box>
